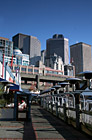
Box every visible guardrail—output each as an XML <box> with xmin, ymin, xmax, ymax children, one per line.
<box><xmin>40</xmin><ymin>91</ymin><xmax>92</xmax><ymax>136</ymax></box>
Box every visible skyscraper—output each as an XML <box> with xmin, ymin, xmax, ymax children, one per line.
<box><xmin>12</xmin><ymin>33</ymin><xmax>41</xmax><ymax>65</ymax></box>
<box><xmin>70</xmin><ymin>42</ymin><xmax>92</xmax><ymax>75</ymax></box>
<box><xmin>46</xmin><ymin>34</ymin><xmax>69</xmax><ymax>65</ymax></box>
<box><xmin>0</xmin><ymin>37</ymin><xmax>13</xmax><ymax>57</ymax></box>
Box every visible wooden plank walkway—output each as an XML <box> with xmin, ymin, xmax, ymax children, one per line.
<box><xmin>0</xmin><ymin>104</ymin><xmax>92</xmax><ymax>140</ymax></box>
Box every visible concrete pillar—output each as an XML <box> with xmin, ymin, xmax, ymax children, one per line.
<box><xmin>25</xmin><ymin>79</ymin><xmax>27</xmax><ymax>84</ymax></box>
<box><xmin>26</xmin><ymin>66</ymin><xmax>28</xmax><ymax>74</ymax></box>
<box><xmin>32</xmin><ymin>65</ymin><xmax>34</xmax><ymax>74</ymax></box>
<box><xmin>36</xmin><ymin>75</ymin><xmax>40</xmax><ymax>90</ymax></box>
<box><xmin>53</xmin><ymin>82</ymin><xmax>56</xmax><ymax>86</ymax></box>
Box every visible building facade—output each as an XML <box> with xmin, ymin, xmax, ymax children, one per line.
<box><xmin>45</xmin><ymin>53</ymin><xmax>64</xmax><ymax>72</ymax></box>
<box><xmin>41</xmin><ymin>50</ymin><xmax>46</xmax><ymax>65</ymax></box>
<box><xmin>0</xmin><ymin>37</ymin><xmax>13</xmax><ymax>57</ymax></box>
<box><xmin>46</xmin><ymin>34</ymin><xmax>69</xmax><ymax>65</ymax></box>
<box><xmin>12</xmin><ymin>33</ymin><xmax>41</xmax><ymax>65</ymax></box>
<box><xmin>64</xmin><ymin>64</ymin><xmax>75</xmax><ymax>76</ymax></box>
<box><xmin>13</xmin><ymin>48</ymin><xmax>29</xmax><ymax>66</ymax></box>
<box><xmin>70</xmin><ymin>42</ymin><xmax>92</xmax><ymax>75</ymax></box>
<box><xmin>3</xmin><ymin>48</ymin><xmax>29</xmax><ymax>66</ymax></box>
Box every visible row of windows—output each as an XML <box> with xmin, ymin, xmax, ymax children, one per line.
<box><xmin>14</xmin><ymin>67</ymin><xmax>38</xmax><ymax>73</ymax></box>
<box><xmin>0</xmin><ymin>40</ymin><xmax>13</xmax><ymax>47</ymax></box>
<box><xmin>45</xmin><ymin>70</ymin><xmax>63</xmax><ymax>75</ymax></box>
<box><xmin>11</xmin><ymin>66</ymin><xmax>63</xmax><ymax>75</ymax></box>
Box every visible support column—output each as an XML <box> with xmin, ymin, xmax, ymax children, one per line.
<box><xmin>25</xmin><ymin>79</ymin><xmax>27</xmax><ymax>84</ymax></box>
<box><xmin>75</xmin><ymin>93</ymin><xmax>80</xmax><ymax>130</ymax></box>
<box><xmin>56</xmin><ymin>101</ymin><xmax>58</xmax><ymax>117</ymax></box>
<box><xmin>36</xmin><ymin>75</ymin><xmax>40</xmax><ymax>90</ymax></box>
<box><xmin>63</xmin><ymin>103</ymin><xmax>67</xmax><ymax>122</ymax></box>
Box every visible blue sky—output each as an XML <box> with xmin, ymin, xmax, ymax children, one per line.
<box><xmin>0</xmin><ymin>0</ymin><xmax>92</xmax><ymax>51</ymax></box>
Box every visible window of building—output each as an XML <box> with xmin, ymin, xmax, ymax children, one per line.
<box><xmin>34</xmin><ymin>69</ymin><xmax>39</xmax><ymax>73</ymax></box>
<box><xmin>28</xmin><ymin>68</ymin><xmax>32</xmax><ymax>72</ymax></box>
<box><xmin>21</xmin><ymin>67</ymin><xmax>26</xmax><ymax>72</ymax></box>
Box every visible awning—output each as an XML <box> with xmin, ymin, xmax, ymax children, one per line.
<box><xmin>9</xmin><ymin>83</ymin><xmax>20</xmax><ymax>91</ymax></box>
<box><xmin>0</xmin><ymin>77</ymin><xmax>22</xmax><ymax>92</ymax></box>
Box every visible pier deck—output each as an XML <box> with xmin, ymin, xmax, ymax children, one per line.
<box><xmin>0</xmin><ymin>105</ymin><xmax>91</xmax><ymax>140</ymax></box>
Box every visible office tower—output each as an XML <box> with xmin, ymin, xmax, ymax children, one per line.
<box><xmin>0</xmin><ymin>37</ymin><xmax>13</xmax><ymax>57</ymax></box>
<box><xmin>12</xmin><ymin>33</ymin><xmax>41</xmax><ymax>65</ymax></box>
<box><xmin>46</xmin><ymin>34</ymin><xmax>69</xmax><ymax>65</ymax></box>
<box><xmin>70</xmin><ymin>42</ymin><xmax>92</xmax><ymax>75</ymax></box>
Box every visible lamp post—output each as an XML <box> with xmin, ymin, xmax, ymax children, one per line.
<box><xmin>77</xmin><ymin>71</ymin><xmax>92</xmax><ymax>89</ymax></box>
<box><xmin>50</xmin><ymin>88</ymin><xmax>55</xmax><ymax>113</ymax></box>
<box><xmin>77</xmin><ymin>71</ymin><xmax>92</xmax><ymax>110</ymax></box>
<box><xmin>52</xmin><ymin>85</ymin><xmax>61</xmax><ymax>117</ymax></box>
<box><xmin>58</xmin><ymin>82</ymin><xmax>70</xmax><ymax>122</ymax></box>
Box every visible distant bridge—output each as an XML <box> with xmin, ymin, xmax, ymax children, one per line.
<box><xmin>20</xmin><ymin>73</ymin><xmax>67</xmax><ymax>90</ymax></box>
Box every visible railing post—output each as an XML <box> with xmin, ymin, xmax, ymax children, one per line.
<box><xmin>56</xmin><ymin>89</ymin><xmax>60</xmax><ymax>117</ymax></box>
<box><xmin>41</xmin><ymin>97</ymin><xmax>43</xmax><ymax>107</ymax></box>
<box><xmin>51</xmin><ymin>90</ymin><xmax>54</xmax><ymax>113</ymax></box>
<box><xmin>63</xmin><ymin>102</ymin><xmax>67</xmax><ymax>122</ymax></box>
<box><xmin>43</xmin><ymin>98</ymin><xmax>45</xmax><ymax>108</ymax></box>
<box><xmin>56</xmin><ymin>101</ymin><xmax>58</xmax><ymax>117</ymax></box>
<box><xmin>51</xmin><ymin>100</ymin><xmax>53</xmax><ymax>113</ymax></box>
<box><xmin>47</xmin><ymin>100</ymin><xmax>49</xmax><ymax>111</ymax></box>
<box><xmin>76</xmin><ymin>104</ymin><xmax>80</xmax><ymax>129</ymax></box>
<box><xmin>75</xmin><ymin>93</ymin><xmax>80</xmax><ymax>130</ymax></box>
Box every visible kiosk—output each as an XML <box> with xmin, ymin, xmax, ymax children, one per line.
<box><xmin>14</xmin><ymin>91</ymin><xmax>31</xmax><ymax>121</ymax></box>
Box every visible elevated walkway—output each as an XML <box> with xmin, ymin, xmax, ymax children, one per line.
<box><xmin>0</xmin><ymin>104</ymin><xmax>91</xmax><ymax>140</ymax></box>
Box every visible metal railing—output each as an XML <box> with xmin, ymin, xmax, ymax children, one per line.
<box><xmin>40</xmin><ymin>89</ymin><xmax>92</xmax><ymax>136</ymax></box>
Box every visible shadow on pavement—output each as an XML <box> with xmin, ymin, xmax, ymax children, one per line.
<box><xmin>36</xmin><ymin>106</ymin><xmax>91</xmax><ymax>140</ymax></box>
<box><xmin>23</xmin><ymin>120</ymin><xmax>36</xmax><ymax>140</ymax></box>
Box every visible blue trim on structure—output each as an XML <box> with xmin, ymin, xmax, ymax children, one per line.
<box><xmin>9</xmin><ymin>83</ymin><xmax>19</xmax><ymax>91</ymax></box>
<box><xmin>0</xmin><ymin>77</ymin><xmax>7</xmax><ymax>82</ymax></box>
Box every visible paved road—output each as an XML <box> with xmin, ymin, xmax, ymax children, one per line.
<box><xmin>0</xmin><ymin>105</ymin><xmax>92</xmax><ymax>140</ymax></box>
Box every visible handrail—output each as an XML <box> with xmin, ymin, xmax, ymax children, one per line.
<box><xmin>6</xmin><ymin>64</ymin><xmax>19</xmax><ymax>84</ymax></box>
